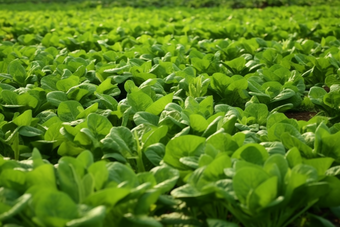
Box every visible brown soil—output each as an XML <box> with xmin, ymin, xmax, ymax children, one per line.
<box><xmin>284</xmin><ymin>112</ymin><xmax>317</xmax><ymax>121</ymax></box>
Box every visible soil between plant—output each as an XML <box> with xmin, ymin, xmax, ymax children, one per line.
<box><xmin>284</xmin><ymin>112</ymin><xmax>317</xmax><ymax>121</ymax></box>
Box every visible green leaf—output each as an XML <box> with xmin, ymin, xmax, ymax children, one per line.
<box><xmin>309</xmin><ymin>86</ymin><xmax>327</xmax><ymax>106</ymax></box>
<box><xmin>285</xmin><ymin>147</ymin><xmax>303</xmax><ymax>168</ymax></box>
<box><xmin>189</xmin><ymin>114</ymin><xmax>209</xmax><ymax>132</ymax></box>
<box><xmin>101</xmin><ymin>126</ymin><xmax>136</xmax><ymax>158</ymax></box>
<box><xmin>87</xmin><ymin>113</ymin><xmax>112</xmax><ymax>138</ymax></box>
<box><xmin>207</xmin><ymin>219</ymin><xmax>238</xmax><ymax>227</ymax></box>
<box><xmin>304</xmin><ymin>157</ymin><xmax>334</xmax><ymax>178</ymax></box>
<box><xmin>264</xmin><ymin>154</ymin><xmax>288</xmax><ymax>185</ymax></box>
<box><xmin>206</xmin><ymin>132</ymin><xmax>241</xmax><ymax>156</ymax></box>
<box><xmin>233</xmin><ymin>167</ymin><xmax>269</xmax><ymax>205</ymax></box>
<box><xmin>56</xmin><ymin>76</ymin><xmax>79</xmax><ymax>92</ymax></box>
<box><xmin>317</xmin><ymin>176</ymin><xmax>340</xmax><ymax>207</ymax></box>
<box><xmin>254</xmin><ymin>176</ymin><xmax>278</xmax><ymax>208</ymax></box>
<box><xmin>8</xmin><ymin>59</ymin><xmax>27</xmax><ymax>86</ymax></box>
<box><xmin>268</xmin><ymin>122</ymin><xmax>304</xmax><ymax>142</ymax></box>
<box><xmin>135</xmin><ymin>189</ymin><xmax>161</xmax><ymax>215</ymax></box>
<box><xmin>66</xmin><ymin>206</ymin><xmax>106</xmax><ymax>227</ymax></box>
<box><xmin>225</xmin><ymin>57</ymin><xmax>246</xmax><ymax>73</ymax></box>
<box><xmin>144</xmin><ymin>143</ymin><xmax>165</xmax><ymax>166</ymax></box>
<box><xmin>146</xmin><ymin>93</ymin><xmax>173</xmax><ymax>115</ymax></box>
<box><xmin>95</xmin><ymin>93</ymin><xmax>118</xmax><ymax>110</ymax></box>
<box><xmin>163</xmin><ymin>135</ymin><xmax>205</xmax><ymax>170</ymax></box>
<box><xmin>76</xmin><ymin>103</ymin><xmax>99</xmax><ymax>119</ymax></box>
<box><xmin>76</xmin><ymin>150</ymin><xmax>94</xmax><ymax>169</ymax></box>
<box><xmin>151</xmin><ymin>165</ymin><xmax>179</xmax><ymax>194</ymax></box>
<box><xmin>46</xmin><ymin>91</ymin><xmax>68</xmax><ymax>107</ymax></box>
<box><xmin>18</xmin><ymin>126</ymin><xmax>43</xmax><ymax>137</ymax></box>
<box><xmin>58</xmin><ymin>100</ymin><xmax>84</xmax><ymax>122</ymax></box>
<box><xmin>134</xmin><ymin>112</ymin><xmax>159</xmax><ymax>126</ymax></box>
<box><xmin>244</xmin><ymin>103</ymin><xmax>268</xmax><ymax>125</ymax></box>
<box><xmin>232</xmin><ymin>144</ymin><xmax>269</xmax><ymax>165</ymax></box>
<box><xmin>119</xmin><ymin>215</ymin><xmax>162</xmax><ymax>227</ymax></box>
<box><xmin>280</xmin><ymin>132</ymin><xmax>314</xmax><ymax>158</ymax></box>
<box><xmin>26</xmin><ymin>164</ymin><xmax>57</xmax><ymax>189</ymax></box>
<box><xmin>0</xmin><ymin>192</ymin><xmax>31</xmax><ymax>222</ymax></box>
<box><xmin>106</xmin><ymin>162</ymin><xmax>138</xmax><ymax>187</ymax></box>
<box><xmin>88</xmin><ymin>161</ymin><xmax>108</xmax><ymax>191</ymax></box>
<box><xmin>84</xmin><ymin>187</ymin><xmax>130</xmax><ymax>207</ymax></box>
<box><xmin>57</xmin><ymin>157</ymin><xmax>85</xmax><ymax>203</ymax></box>
<box><xmin>0</xmin><ymin>169</ymin><xmax>26</xmax><ymax>192</ymax></box>
<box><xmin>12</xmin><ymin>109</ymin><xmax>32</xmax><ymax>126</ymax></box>
<box><xmin>143</xmin><ymin>125</ymin><xmax>168</xmax><ymax>149</ymax></box>
<box><xmin>127</xmin><ymin>90</ymin><xmax>153</xmax><ymax>112</ymax></box>
<box><xmin>34</xmin><ymin>190</ymin><xmax>79</xmax><ymax>227</ymax></box>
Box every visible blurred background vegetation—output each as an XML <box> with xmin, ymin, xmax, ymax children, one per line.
<box><xmin>1</xmin><ymin>0</ymin><xmax>340</xmax><ymax>8</ymax></box>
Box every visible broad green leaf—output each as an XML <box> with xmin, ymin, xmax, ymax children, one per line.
<box><xmin>135</xmin><ymin>189</ymin><xmax>161</xmax><ymax>215</ymax></box>
<box><xmin>17</xmin><ymin>92</ymin><xmax>38</xmax><ymax>108</ymax></box>
<box><xmin>203</xmin><ymin>153</ymin><xmax>232</xmax><ymax>181</ymax></box>
<box><xmin>26</xmin><ymin>164</ymin><xmax>56</xmax><ymax>189</ymax></box>
<box><xmin>143</xmin><ymin>125</ymin><xmax>168</xmax><ymax>149</ymax></box>
<box><xmin>144</xmin><ymin>143</ymin><xmax>165</xmax><ymax>166</ymax></box>
<box><xmin>317</xmin><ymin>176</ymin><xmax>340</xmax><ymax>207</ymax></box>
<box><xmin>225</xmin><ymin>57</ymin><xmax>246</xmax><ymax>73</ymax></box>
<box><xmin>146</xmin><ymin>93</ymin><xmax>173</xmax><ymax>115</ymax></box>
<box><xmin>84</xmin><ymin>187</ymin><xmax>130</xmax><ymax>207</ymax></box>
<box><xmin>101</xmin><ymin>126</ymin><xmax>136</xmax><ymax>158</ymax></box>
<box><xmin>244</xmin><ymin>103</ymin><xmax>268</xmax><ymax>125</ymax></box>
<box><xmin>206</xmin><ymin>132</ymin><xmax>240</xmax><ymax>156</ymax></box>
<box><xmin>264</xmin><ymin>154</ymin><xmax>288</xmax><ymax>182</ymax></box>
<box><xmin>95</xmin><ymin>93</ymin><xmax>118</xmax><ymax>110</ymax></box>
<box><xmin>87</xmin><ymin>113</ymin><xmax>112</xmax><ymax>138</ymax></box>
<box><xmin>34</xmin><ymin>191</ymin><xmax>79</xmax><ymax>227</ymax></box>
<box><xmin>76</xmin><ymin>103</ymin><xmax>98</xmax><ymax>119</ymax></box>
<box><xmin>207</xmin><ymin>219</ymin><xmax>238</xmax><ymax>227</ymax></box>
<box><xmin>268</xmin><ymin>122</ymin><xmax>304</xmax><ymax>142</ymax></box>
<box><xmin>8</xmin><ymin>59</ymin><xmax>27</xmax><ymax>86</ymax></box>
<box><xmin>254</xmin><ymin>176</ymin><xmax>278</xmax><ymax>208</ymax></box>
<box><xmin>309</xmin><ymin>86</ymin><xmax>327</xmax><ymax>106</ymax></box>
<box><xmin>163</xmin><ymin>135</ymin><xmax>205</xmax><ymax>170</ymax></box>
<box><xmin>133</xmin><ymin>112</ymin><xmax>159</xmax><ymax>126</ymax></box>
<box><xmin>12</xmin><ymin>109</ymin><xmax>32</xmax><ymax>126</ymax></box>
<box><xmin>304</xmin><ymin>157</ymin><xmax>334</xmax><ymax>177</ymax></box>
<box><xmin>56</xmin><ymin>76</ymin><xmax>80</xmax><ymax>92</ymax></box>
<box><xmin>233</xmin><ymin>167</ymin><xmax>269</xmax><ymax>205</ymax></box>
<box><xmin>1</xmin><ymin>90</ymin><xmax>18</xmax><ymax>105</ymax></box>
<box><xmin>0</xmin><ymin>169</ymin><xmax>26</xmax><ymax>193</ymax></box>
<box><xmin>199</xmin><ymin>96</ymin><xmax>214</xmax><ymax>118</ymax></box>
<box><xmin>285</xmin><ymin>147</ymin><xmax>303</xmax><ymax>168</ymax></box>
<box><xmin>76</xmin><ymin>150</ymin><xmax>94</xmax><ymax>169</ymax></box>
<box><xmin>57</xmin><ymin>157</ymin><xmax>85</xmax><ymax>203</ymax></box>
<box><xmin>18</xmin><ymin>126</ymin><xmax>43</xmax><ymax>137</ymax></box>
<box><xmin>151</xmin><ymin>165</ymin><xmax>179</xmax><ymax>194</ymax></box>
<box><xmin>232</xmin><ymin>144</ymin><xmax>269</xmax><ymax>165</ymax></box>
<box><xmin>127</xmin><ymin>90</ymin><xmax>153</xmax><ymax>112</ymax></box>
<box><xmin>119</xmin><ymin>215</ymin><xmax>162</xmax><ymax>227</ymax></box>
<box><xmin>88</xmin><ymin>161</ymin><xmax>108</xmax><ymax>191</ymax></box>
<box><xmin>66</xmin><ymin>206</ymin><xmax>106</xmax><ymax>227</ymax></box>
<box><xmin>0</xmin><ymin>193</ymin><xmax>31</xmax><ymax>222</ymax></box>
<box><xmin>106</xmin><ymin>162</ymin><xmax>138</xmax><ymax>188</ymax></box>
<box><xmin>280</xmin><ymin>132</ymin><xmax>314</xmax><ymax>158</ymax></box>
<box><xmin>58</xmin><ymin>141</ymin><xmax>85</xmax><ymax>156</ymax></box>
<box><xmin>189</xmin><ymin>114</ymin><xmax>209</xmax><ymax>132</ymax></box>
<box><xmin>58</xmin><ymin>101</ymin><xmax>84</xmax><ymax>122</ymax></box>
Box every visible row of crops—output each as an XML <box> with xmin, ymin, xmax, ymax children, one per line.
<box><xmin>1</xmin><ymin>0</ymin><xmax>340</xmax><ymax>8</ymax></box>
<box><xmin>1</xmin><ymin>3</ymin><xmax>340</xmax><ymax>227</ymax></box>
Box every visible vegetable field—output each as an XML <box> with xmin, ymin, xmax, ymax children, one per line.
<box><xmin>1</xmin><ymin>3</ymin><xmax>340</xmax><ymax>227</ymax></box>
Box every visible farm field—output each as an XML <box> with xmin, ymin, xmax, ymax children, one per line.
<box><xmin>1</xmin><ymin>2</ymin><xmax>340</xmax><ymax>227</ymax></box>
